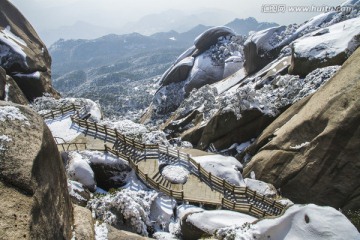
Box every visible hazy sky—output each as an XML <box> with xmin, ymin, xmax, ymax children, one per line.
<box><xmin>10</xmin><ymin>0</ymin><xmax>345</xmax><ymax>32</ymax></box>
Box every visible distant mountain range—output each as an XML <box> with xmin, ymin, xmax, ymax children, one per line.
<box><xmin>49</xmin><ymin>17</ymin><xmax>278</xmax><ymax>118</ymax></box>
<box><xmin>41</xmin><ymin>8</ymin><xmax>278</xmax><ymax>46</ymax></box>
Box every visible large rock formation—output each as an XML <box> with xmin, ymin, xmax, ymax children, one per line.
<box><xmin>0</xmin><ymin>66</ymin><xmax>28</xmax><ymax>104</ymax></box>
<box><xmin>243</xmin><ymin>10</ymin><xmax>357</xmax><ymax>75</ymax></box>
<box><xmin>150</xmin><ymin>7</ymin><xmax>360</xmax><ymax>154</ymax></box>
<box><xmin>243</xmin><ymin>25</ymin><xmax>287</xmax><ymax>75</ymax></box>
<box><xmin>146</xmin><ymin>26</ymin><xmax>244</xmax><ymax>117</ymax></box>
<box><xmin>244</xmin><ymin>47</ymin><xmax>360</xmax><ymax>211</ymax></box>
<box><xmin>0</xmin><ymin>101</ymin><xmax>73</xmax><ymax>239</ymax></box>
<box><xmin>0</xmin><ymin>0</ymin><xmax>59</xmax><ymax>101</ymax></box>
<box><xmin>194</xmin><ymin>26</ymin><xmax>235</xmax><ymax>51</ymax></box>
<box><xmin>289</xmin><ymin>17</ymin><xmax>360</xmax><ymax>77</ymax></box>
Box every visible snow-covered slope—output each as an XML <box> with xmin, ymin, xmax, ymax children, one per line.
<box><xmin>149</xmin><ymin>6</ymin><xmax>360</xmax><ymax>155</ymax></box>
<box><xmin>216</xmin><ymin>204</ymin><xmax>360</xmax><ymax>239</ymax></box>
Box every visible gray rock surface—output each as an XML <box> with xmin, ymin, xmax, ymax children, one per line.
<box><xmin>0</xmin><ymin>101</ymin><xmax>73</xmax><ymax>239</ymax></box>
<box><xmin>0</xmin><ymin>66</ymin><xmax>28</xmax><ymax>104</ymax></box>
<box><xmin>244</xmin><ymin>47</ymin><xmax>360</xmax><ymax>211</ymax></box>
<box><xmin>184</xmin><ymin>52</ymin><xmax>224</xmax><ymax>94</ymax></box>
<box><xmin>243</xmin><ymin>26</ymin><xmax>286</xmax><ymax>75</ymax></box>
<box><xmin>194</xmin><ymin>26</ymin><xmax>235</xmax><ymax>51</ymax></box>
<box><xmin>73</xmin><ymin>205</ymin><xmax>95</xmax><ymax>240</ymax></box>
<box><xmin>160</xmin><ymin>57</ymin><xmax>194</xmax><ymax>86</ymax></box>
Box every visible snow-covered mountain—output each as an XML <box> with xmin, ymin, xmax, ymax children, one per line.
<box><xmin>50</xmin><ymin>17</ymin><xmax>278</xmax><ymax>119</ymax></box>
<box><xmin>3</xmin><ymin>0</ymin><xmax>360</xmax><ymax>238</ymax></box>
<box><xmin>144</xmin><ymin>3</ymin><xmax>360</xmax><ymax>151</ymax></box>
<box><xmin>137</xmin><ymin>1</ymin><xmax>360</xmax><ymax>220</ymax></box>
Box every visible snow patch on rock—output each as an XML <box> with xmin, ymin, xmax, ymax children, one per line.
<box><xmin>142</xmin><ymin>130</ymin><xmax>170</xmax><ymax>146</ymax></box>
<box><xmin>66</xmin><ymin>151</ymin><xmax>96</xmax><ymax>192</ymax></box>
<box><xmin>100</xmin><ymin>119</ymin><xmax>148</xmax><ymax>138</ymax></box>
<box><xmin>0</xmin><ymin>106</ymin><xmax>30</xmax><ymax>125</ymax></box>
<box><xmin>293</xmin><ymin>17</ymin><xmax>360</xmax><ymax>60</ymax></box>
<box><xmin>161</xmin><ymin>165</ymin><xmax>189</xmax><ymax>184</ymax></box>
<box><xmin>187</xmin><ymin>210</ymin><xmax>257</xmax><ymax>235</ymax></box>
<box><xmin>68</xmin><ymin>180</ymin><xmax>87</xmax><ymax>202</ymax></box>
<box><xmin>0</xmin><ymin>134</ymin><xmax>12</xmax><ymax>151</ymax></box>
<box><xmin>94</xmin><ymin>221</ymin><xmax>108</xmax><ymax>240</ymax></box>
<box><xmin>192</xmin><ymin>154</ymin><xmax>245</xmax><ymax>186</ymax></box>
<box><xmin>220</xmin><ymin>65</ymin><xmax>340</xmax><ymax>118</ymax></box>
<box><xmin>244</xmin><ymin>178</ymin><xmax>277</xmax><ymax>197</ymax></box>
<box><xmin>216</xmin><ymin>204</ymin><xmax>360</xmax><ymax>240</ymax></box>
<box><xmin>0</xmin><ymin>26</ymin><xmax>27</xmax><ymax>59</ymax></box>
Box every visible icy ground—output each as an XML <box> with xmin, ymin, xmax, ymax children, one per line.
<box><xmin>45</xmin><ymin>115</ymin><xmax>82</xmax><ymax>143</ymax></box>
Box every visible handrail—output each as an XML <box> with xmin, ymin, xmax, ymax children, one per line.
<box><xmin>43</xmin><ymin>105</ymin><xmax>286</xmax><ymax>217</ymax></box>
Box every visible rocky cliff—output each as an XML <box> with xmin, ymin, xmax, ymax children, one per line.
<box><xmin>0</xmin><ymin>0</ymin><xmax>59</xmax><ymax>101</ymax></box>
<box><xmin>244</xmin><ymin>47</ymin><xmax>360</xmax><ymax>211</ymax></box>
<box><xmin>145</xmin><ymin>3</ymin><xmax>360</xmax><ymax>154</ymax></box>
<box><xmin>142</xmin><ymin>2</ymin><xmax>360</xmax><ymax>211</ymax></box>
<box><xmin>0</xmin><ymin>101</ymin><xmax>73</xmax><ymax>239</ymax></box>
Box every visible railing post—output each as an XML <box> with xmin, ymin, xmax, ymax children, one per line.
<box><xmin>187</xmin><ymin>154</ymin><xmax>190</xmax><ymax>163</ymax></box>
<box><xmin>144</xmin><ymin>146</ymin><xmax>147</xmax><ymax>162</ymax></box>
<box><xmin>262</xmin><ymin>210</ymin><xmax>266</xmax><ymax>217</ymax></box>
<box><xmin>253</xmin><ymin>191</ymin><xmax>257</xmax><ymax>200</ymax></box>
<box><xmin>209</xmin><ymin>172</ymin><xmax>212</xmax><ymax>181</ymax></box>
<box><xmin>249</xmin><ymin>204</ymin><xmax>253</xmax><ymax>213</ymax></box>
<box><xmin>104</xmin><ymin>125</ymin><xmax>108</xmax><ymax>136</ymax></box>
<box><xmin>166</xmin><ymin>146</ymin><xmax>169</xmax><ymax>155</ymax></box>
<box><xmin>115</xmin><ymin>129</ymin><xmax>119</xmax><ymax>139</ymax></box>
<box><xmin>232</xmin><ymin>201</ymin><xmax>235</xmax><ymax>210</ymax></box>
<box><xmin>95</xmin><ymin>122</ymin><xmax>98</xmax><ymax>133</ymax></box>
<box><xmin>177</xmin><ymin>150</ymin><xmax>180</xmax><ymax>160</ymax></box>
<box><xmin>232</xmin><ymin>185</ymin><xmax>235</xmax><ymax>195</ymax></box>
<box><xmin>197</xmin><ymin>163</ymin><xmax>200</xmax><ymax>172</ymax></box>
<box><xmin>170</xmin><ymin>190</ymin><xmax>173</xmax><ymax>197</ymax></box>
<box><xmin>158</xmin><ymin>145</ymin><xmax>160</xmax><ymax>159</ymax></box>
<box><xmin>51</xmin><ymin>111</ymin><xmax>54</xmax><ymax>119</ymax></box>
<box><xmin>245</xmin><ymin>186</ymin><xmax>248</xmax><ymax>195</ymax></box>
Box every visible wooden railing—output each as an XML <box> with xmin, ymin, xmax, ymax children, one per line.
<box><xmin>104</xmin><ymin>145</ymin><xmax>184</xmax><ymax>200</ymax></box>
<box><xmin>43</xmin><ymin>105</ymin><xmax>286</xmax><ymax>217</ymax></box>
<box><xmin>40</xmin><ymin>104</ymin><xmax>82</xmax><ymax>119</ymax></box>
<box><xmin>54</xmin><ymin>137</ymin><xmax>87</xmax><ymax>152</ymax></box>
